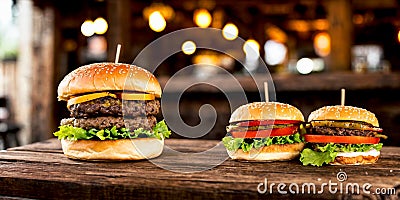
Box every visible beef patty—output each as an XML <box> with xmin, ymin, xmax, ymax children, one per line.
<box><xmin>309</xmin><ymin>126</ymin><xmax>376</xmax><ymax>137</ymax></box>
<box><xmin>63</xmin><ymin>96</ymin><xmax>160</xmax><ymax>130</ymax></box>
<box><xmin>69</xmin><ymin>96</ymin><xmax>160</xmax><ymax>118</ymax></box>
<box><xmin>61</xmin><ymin>116</ymin><xmax>157</xmax><ymax>130</ymax></box>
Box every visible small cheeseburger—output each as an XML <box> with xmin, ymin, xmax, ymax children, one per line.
<box><xmin>300</xmin><ymin>105</ymin><xmax>386</xmax><ymax>166</ymax></box>
<box><xmin>53</xmin><ymin>63</ymin><xmax>170</xmax><ymax>161</ymax></box>
<box><xmin>222</xmin><ymin>102</ymin><xmax>305</xmax><ymax>161</ymax></box>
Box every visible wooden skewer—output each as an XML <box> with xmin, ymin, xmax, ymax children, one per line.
<box><xmin>341</xmin><ymin>88</ymin><xmax>345</xmax><ymax>106</ymax></box>
<box><xmin>115</xmin><ymin>44</ymin><xmax>121</xmax><ymax>63</ymax></box>
<box><xmin>264</xmin><ymin>82</ymin><xmax>269</xmax><ymax>102</ymax></box>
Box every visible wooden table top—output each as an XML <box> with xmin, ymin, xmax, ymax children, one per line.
<box><xmin>0</xmin><ymin>138</ymin><xmax>399</xmax><ymax>199</ymax></box>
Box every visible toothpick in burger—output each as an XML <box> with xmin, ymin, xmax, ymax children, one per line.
<box><xmin>53</xmin><ymin>63</ymin><xmax>171</xmax><ymax>161</ymax></box>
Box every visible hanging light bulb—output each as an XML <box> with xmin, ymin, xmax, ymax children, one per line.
<box><xmin>193</xmin><ymin>9</ymin><xmax>212</xmax><ymax>28</ymax></box>
<box><xmin>222</xmin><ymin>23</ymin><xmax>239</xmax><ymax>40</ymax></box>
<box><xmin>149</xmin><ymin>11</ymin><xmax>166</xmax><ymax>32</ymax></box>
<box><xmin>93</xmin><ymin>17</ymin><xmax>108</xmax><ymax>35</ymax></box>
<box><xmin>81</xmin><ymin>20</ymin><xmax>95</xmax><ymax>37</ymax></box>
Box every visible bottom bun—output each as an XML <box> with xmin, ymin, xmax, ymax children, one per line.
<box><xmin>330</xmin><ymin>151</ymin><xmax>380</xmax><ymax>165</ymax></box>
<box><xmin>227</xmin><ymin>142</ymin><xmax>305</xmax><ymax>161</ymax></box>
<box><xmin>61</xmin><ymin>138</ymin><xmax>164</xmax><ymax>161</ymax></box>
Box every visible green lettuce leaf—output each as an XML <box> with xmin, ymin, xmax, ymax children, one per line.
<box><xmin>300</xmin><ymin>148</ymin><xmax>337</xmax><ymax>167</ymax></box>
<box><xmin>53</xmin><ymin>120</ymin><xmax>171</xmax><ymax>141</ymax></box>
<box><xmin>241</xmin><ymin>142</ymin><xmax>254</xmax><ymax>152</ymax></box>
<box><xmin>222</xmin><ymin>137</ymin><xmax>243</xmax><ymax>151</ymax></box>
<box><xmin>152</xmin><ymin>120</ymin><xmax>171</xmax><ymax>139</ymax></box>
<box><xmin>300</xmin><ymin>143</ymin><xmax>383</xmax><ymax>167</ymax></box>
<box><xmin>131</xmin><ymin>120</ymin><xmax>171</xmax><ymax>140</ymax></box>
<box><xmin>222</xmin><ymin>133</ymin><xmax>304</xmax><ymax>152</ymax></box>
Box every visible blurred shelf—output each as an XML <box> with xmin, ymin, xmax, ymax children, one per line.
<box><xmin>158</xmin><ymin>72</ymin><xmax>400</xmax><ymax>93</ymax></box>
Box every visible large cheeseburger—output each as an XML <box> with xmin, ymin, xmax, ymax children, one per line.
<box><xmin>300</xmin><ymin>105</ymin><xmax>386</xmax><ymax>166</ymax></box>
<box><xmin>54</xmin><ymin>62</ymin><xmax>170</xmax><ymax>161</ymax></box>
<box><xmin>222</xmin><ymin>102</ymin><xmax>305</xmax><ymax>161</ymax></box>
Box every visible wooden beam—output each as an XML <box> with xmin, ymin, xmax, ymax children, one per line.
<box><xmin>16</xmin><ymin>0</ymin><xmax>34</xmax><ymax>145</ymax></box>
<box><xmin>30</xmin><ymin>7</ymin><xmax>56</xmax><ymax>142</ymax></box>
<box><xmin>107</xmin><ymin>0</ymin><xmax>131</xmax><ymax>63</ymax></box>
<box><xmin>15</xmin><ymin>0</ymin><xmax>56</xmax><ymax>145</ymax></box>
<box><xmin>325</xmin><ymin>0</ymin><xmax>353</xmax><ymax>71</ymax></box>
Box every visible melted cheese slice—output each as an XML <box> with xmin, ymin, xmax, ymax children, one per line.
<box><xmin>67</xmin><ymin>92</ymin><xmax>155</xmax><ymax>108</ymax></box>
<box><xmin>67</xmin><ymin>92</ymin><xmax>117</xmax><ymax>108</ymax></box>
<box><xmin>121</xmin><ymin>93</ymin><xmax>155</xmax><ymax>101</ymax></box>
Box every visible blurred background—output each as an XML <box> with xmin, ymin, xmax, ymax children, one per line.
<box><xmin>1</xmin><ymin>0</ymin><xmax>400</xmax><ymax>148</ymax></box>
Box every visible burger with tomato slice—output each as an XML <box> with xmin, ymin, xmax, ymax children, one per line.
<box><xmin>300</xmin><ymin>105</ymin><xmax>387</xmax><ymax>166</ymax></box>
<box><xmin>222</xmin><ymin>102</ymin><xmax>305</xmax><ymax>161</ymax></box>
<box><xmin>53</xmin><ymin>62</ymin><xmax>171</xmax><ymax>161</ymax></box>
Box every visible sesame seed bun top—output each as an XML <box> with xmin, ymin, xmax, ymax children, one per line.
<box><xmin>308</xmin><ymin>105</ymin><xmax>379</xmax><ymax>127</ymax></box>
<box><xmin>57</xmin><ymin>62</ymin><xmax>161</xmax><ymax>100</ymax></box>
<box><xmin>229</xmin><ymin>102</ymin><xmax>305</xmax><ymax>123</ymax></box>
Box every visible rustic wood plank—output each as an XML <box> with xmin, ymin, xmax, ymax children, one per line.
<box><xmin>0</xmin><ymin>139</ymin><xmax>399</xmax><ymax>199</ymax></box>
<box><xmin>6</xmin><ymin>138</ymin><xmax>62</xmax><ymax>153</ymax></box>
<box><xmin>6</xmin><ymin>138</ymin><xmax>223</xmax><ymax>153</ymax></box>
<box><xmin>8</xmin><ymin>138</ymin><xmax>400</xmax><ymax>158</ymax></box>
<box><xmin>0</xmin><ymin>152</ymin><xmax>398</xmax><ymax>199</ymax></box>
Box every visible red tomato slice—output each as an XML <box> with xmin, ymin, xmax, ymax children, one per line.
<box><xmin>304</xmin><ymin>135</ymin><xmax>380</xmax><ymax>144</ymax></box>
<box><xmin>235</xmin><ymin>120</ymin><xmax>302</xmax><ymax>127</ymax></box>
<box><xmin>231</xmin><ymin>126</ymin><xmax>298</xmax><ymax>138</ymax></box>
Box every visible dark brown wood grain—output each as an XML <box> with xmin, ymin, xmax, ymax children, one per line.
<box><xmin>0</xmin><ymin>139</ymin><xmax>399</xmax><ymax>199</ymax></box>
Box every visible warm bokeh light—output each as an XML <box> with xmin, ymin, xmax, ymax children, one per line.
<box><xmin>264</xmin><ymin>40</ymin><xmax>287</xmax><ymax>65</ymax></box>
<box><xmin>149</xmin><ymin>11</ymin><xmax>166</xmax><ymax>32</ymax></box>
<box><xmin>296</xmin><ymin>58</ymin><xmax>314</xmax><ymax>74</ymax></box>
<box><xmin>222</xmin><ymin>23</ymin><xmax>238</xmax><ymax>40</ymax></box>
<box><xmin>87</xmin><ymin>36</ymin><xmax>107</xmax><ymax>58</ymax></box>
<box><xmin>243</xmin><ymin>39</ymin><xmax>260</xmax><ymax>56</ymax></box>
<box><xmin>81</xmin><ymin>20</ymin><xmax>94</xmax><ymax>37</ymax></box>
<box><xmin>243</xmin><ymin>39</ymin><xmax>260</xmax><ymax>68</ymax></box>
<box><xmin>93</xmin><ymin>17</ymin><xmax>108</xmax><ymax>35</ymax></box>
<box><xmin>243</xmin><ymin>39</ymin><xmax>261</xmax><ymax>71</ymax></box>
<box><xmin>398</xmin><ymin>30</ymin><xmax>400</xmax><ymax>43</ymax></box>
<box><xmin>313</xmin><ymin>19</ymin><xmax>329</xmax><ymax>31</ymax></box>
<box><xmin>353</xmin><ymin>14</ymin><xmax>364</xmax><ymax>25</ymax></box>
<box><xmin>314</xmin><ymin>32</ymin><xmax>331</xmax><ymax>57</ymax></box>
<box><xmin>193</xmin><ymin>9</ymin><xmax>212</xmax><ymax>28</ymax></box>
<box><xmin>287</xmin><ymin>20</ymin><xmax>309</xmax><ymax>32</ymax></box>
<box><xmin>266</xmin><ymin>26</ymin><xmax>287</xmax><ymax>43</ymax></box>
<box><xmin>182</xmin><ymin>41</ymin><xmax>196</xmax><ymax>55</ymax></box>
<box><xmin>143</xmin><ymin>3</ymin><xmax>175</xmax><ymax>21</ymax></box>
<box><xmin>192</xmin><ymin>54</ymin><xmax>218</xmax><ymax>65</ymax></box>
